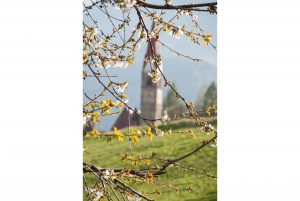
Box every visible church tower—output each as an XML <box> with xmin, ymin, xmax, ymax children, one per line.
<box><xmin>140</xmin><ymin>24</ymin><xmax>163</xmax><ymax>123</ymax></box>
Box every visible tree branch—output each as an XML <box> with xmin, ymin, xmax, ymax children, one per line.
<box><xmin>136</xmin><ymin>1</ymin><xmax>217</xmax><ymax>10</ymax></box>
<box><xmin>114</xmin><ymin>178</ymin><xmax>154</xmax><ymax>201</ymax></box>
<box><xmin>161</xmin><ymin>135</ymin><xmax>217</xmax><ymax>171</ymax></box>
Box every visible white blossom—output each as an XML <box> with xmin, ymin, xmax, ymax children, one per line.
<box><xmin>165</xmin><ymin>0</ymin><xmax>172</xmax><ymax>5</ymax></box>
<box><xmin>210</xmin><ymin>140</ymin><xmax>217</xmax><ymax>148</ymax></box>
<box><xmin>150</xmin><ymin>58</ymin><xmax>155</xmax><ymax>64</ymax></box>
<box><xmin>85</xmin><ymin>188</ymin><xmax>104</xmax><ymax>201</ymax></box>
<box><xmin>114</xmin><ymin>60</ymin><xmax>123</xmax><ymax>68</ymax></box>
<box><xmin>152</xmin><ymin>15</ymin><xmax>161</xmax><ymax>22</ymax></box>
<box><xmin>96</xmin><ymin>58</ymin><xmax>113</xmax><ymax>68</ymax></box>
<box><xmin>179</xmin><ymin>9</ymin><xmax>189</xmax><ymax>16</ymax></box>
<box><xmin>103</xmin><ymin>59</ymin><xmax>113</xmax><ymax>68</ymax></box>
<box><xmin>116</xmin><ymin>0</ymin><xmax>137</xmax><ymax>12</ymax></box>
<box><xmin>96</xmin><ymin>59</ymin><xmax>103</xmax><ymax>68</ymax></box>
<box><xmin>192</xmin><ymin>14</ymin><xmax>198</xmax><ymax>20</ymax></box>
<box><xmin>208</xmin><ymin>124</ymin><xmax>215</xmax><ymax>131</ymax></box>
<box><xmin>121</xmin><ymin>61</ymin><xmax>129</xmax><ymax>68</ymax></box>
<box><xmin>156</xmin><ymin>128</ymin><xmax>165</xmax><ymax>137</ymax></box>
<box><xmin>150</xmin><ymin>31</ymin><xmax>156</xmax><ymax>39</ymax></box>
<box><xmin>204</xmin><ymin>124</ymin><xmax>215</xmax><ymax>135</ymax></box>
<box><xmin>115</xmin><ymin>82</ymin><xmax>128</xmax><ymax>93</ymax></box>
<box><xmin>92</xmin><ymin>26</ymin><xmax>98</xmax><ymax>36</ymax></box>
<box><xmin>137</xmin><ymin>29</ymin><xmax>147</xmax><ymax>42</ymax></box>
<box><xmin>133</xmin><ymin>43</ymin><xmax>141</xmax><ymax>52</ymax></box>
<box><xmin>93</xmin><ymin>190</ymin><xmax>104</xmax><ymax>201</ymax></box>
<box><xmin>103</xmin><ymin>169</ymin><xmax>110</xmax><ymax>180</ymax></box>
<box><xmin>114</xmin><ymin>60</ymin><xmax>129</xmax><ymax>68</ymax></box>
<box><xmin>169</xmin><ymin>26</ymin><xmax>184</xmax><ymax>39</ymax></box>
<box><xmin>127</xmin><ymin>195</ymin><xmax>141</xmax><ymax>201</ymax></box>
<box><xmin>161</xmin><ymin>110</ymin><xmax>170</xmax><ymax>124</ymax></box>
<box><xmin>148</xmin><ymin>69</ymin><xmax>161</xmax><ymax>83</ymax></box>
<box><xmin>92</xmin><ymin>40</ymin><xmax>103</xmax><ymax>50</ymax></box>
<box><xmin>83</xmin><ymin>114</ymin><xmax>91</xmax><ymax>125</ymax></box>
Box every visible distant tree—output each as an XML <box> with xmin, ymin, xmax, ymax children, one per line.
<box><xmin>194</xmin><ymin>85</ymin><xmax>208</xmax><ymax>111</ymax></box>
<box><xmin>163</xmin><ymin>82</ymin><xmax>185</xmax><ymax>116</ymax></box>
<box><xmin>163</xmin><ymin>82</ymin><xmax>180</xmax><ymax>108</ymax></box>
<box><xmin>202</xmin><ymin>81</ymin><xmax>217</xmax><ymax>110</ymax></box>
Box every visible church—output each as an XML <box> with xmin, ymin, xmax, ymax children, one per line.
<box><xmin>111</xmin><ymin>32</ymin><xmax>163</xmax><ymax>130</ymax></box>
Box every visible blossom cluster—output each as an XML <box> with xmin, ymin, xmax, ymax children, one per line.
<box><xmin>115</xmin><ymin>0</ymin><xmax>137</xmax><ymax>11</ymax></box>
<box><xmin>148</xmin><ymin>68</ymin><xmax>161</xmax><ymax>83</ymax></box>
<box><xmin>161</xmin><ymin>110</ymin><xmax>170</xmax><ymax>124</ymax></box>
<box><xmin>96</xmin><ymin>56</ymin><xmax>129</xmax><ymax>69</ymax></box>
<box><xmin>127</xmin><ymin>195</ymin><xmax>141</xmax><ymax>201</ymax></box>
<box><xmin>85</xmin><ymin>187</ymin><xmax>104</xmax><ymax>201</ymax></box>
<box><xmin>169</xmin><ymin>26</ymin><xmax>184</xmax><ymax>39</ymax></box>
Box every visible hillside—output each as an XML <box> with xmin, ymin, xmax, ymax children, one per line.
<box><xmin>83</xmin><ymin>120</ymin><xmax>217</xmax><ymax>201</ymax></box>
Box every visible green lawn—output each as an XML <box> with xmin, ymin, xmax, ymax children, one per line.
<box><xmin>83</xmin><ymin>120</ymin><xmax>217</xmax><ymax>201</ymax></box>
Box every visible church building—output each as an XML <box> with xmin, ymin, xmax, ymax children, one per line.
<box><xmin>111</xmin><ymin>27</ymin><xmax>163</xmax><ymax>130</ymax></box>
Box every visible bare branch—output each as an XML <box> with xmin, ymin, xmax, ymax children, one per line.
<box><xmin>136</xmin><ymin>1</ymin><xmax>217</xmax><ymax>10</ymax></box>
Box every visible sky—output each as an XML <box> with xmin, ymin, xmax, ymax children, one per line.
<box><xmin>83</xmin><ymin>0</ymin><xmax>217</xmax><ymax>131</ymax></box>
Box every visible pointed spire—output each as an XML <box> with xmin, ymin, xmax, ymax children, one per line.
<box><xmin>143</xmin><ymin>22</ymin><xmax>160</xmax><ymax>68</ymax></box>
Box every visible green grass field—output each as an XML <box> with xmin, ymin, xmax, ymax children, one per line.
<box><xmin>83</xmin><ymin>120</ymin><xmax>217</xmax><ymax>201</ymax></box>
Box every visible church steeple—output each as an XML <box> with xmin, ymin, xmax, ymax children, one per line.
<box><xmin>140</xmin><ymin>22</ymin><xmax>163</xmax><ymax>123</ymax></box>
<box><xmin>143</xmin><ymin>24</ymin><xmax>161</xmax><ymax>67</ymax></box>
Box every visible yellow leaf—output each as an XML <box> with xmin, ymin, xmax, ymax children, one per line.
<box><xmin>117</xmin><ymin>101</ymin><xmax>123</xmax><ymax>108</ymax></box>
<box><xmin>202</xmin><ymin>34</ymin><xmax>212</xmax><ymax>46</ymax></box>
<box><xmin>166</xmin><ymin>129</ymin><xmax>172</xmax><ymax>136</ymax></box>
<box><xmin>86</xmin><ymin>128</ymin><xmax>100</xmax><ymax>138</ymax></box>
<box><xmin>101</xmin><ymin>99</ymin><xmax>113</xmax><ymax>107</ymax></box>
<box><xmin>145</xmin><ymin>159</ymin><xmax>151</xmax><ymax>166</ymax></box>
<box><xmin>113</xmin><ymin>127</ymin><xmax>124</xmax><ymax>141</ymax></box>
<box><xmin>146</xmin><ymin>172</ymin><xmax>154</xmax><ymax>182</ymax></box>
<box><xmin>91</xmin><ymin>113</ymin><xmax>100</xmax><ymax>123</ymax></box>
<box><xmin>146</xmin><ymin>127</ymin><xmax>153</xmax><ymax>141</ymax></box>
<box><xmin>188</xmin><ymin>129</ymin><xmax>195</xmax><ymax>138</ymax></box>
<box><xmin>164</xmin><ymin>24</ymin><xmax>172</xmax><ymax>31</ymax></box>
<box><xmin>179</xmin><ymin>130</ymin><xmax>185</xmax><ymax>138</ymax></box>
<box><xmin>101</xmin><ymin>42</ymin><xmax>107</xmax><ymax>49</ymax></box>
<box><xmin>131</xmin><ymin>135</ymin><xmax>139</xmax><ymax>144</ymax></box>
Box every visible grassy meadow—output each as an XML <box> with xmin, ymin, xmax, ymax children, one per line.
<box><xmin>83</xmin><ymin>120</ymin><xmax>217</xmax><ymax>201</ymax></box>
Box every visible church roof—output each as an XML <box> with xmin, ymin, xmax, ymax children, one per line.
<box><xmin>110</xmin><ymin>108</ymin><xmax>139</xmax><ymax>131</ymax></box>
